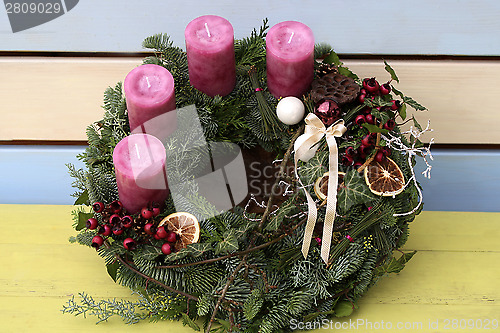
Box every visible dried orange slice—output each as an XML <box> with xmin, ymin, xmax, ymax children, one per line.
<box><xmin>314</xmin><ymin>171</ymin><xmax>346</xmax><ymax>201</ymax></box>
<box><xmin>364</xmin><ymin>157</ymin><xmax>405</xmax><ymax>196</ymax></box>
<box><xmin>159</xmin><ymin>212</ymin><xmax>200</xmax><ymax>250</ymax></box>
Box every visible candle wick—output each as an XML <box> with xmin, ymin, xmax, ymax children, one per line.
<box><xmin>204</xmin><ymin>22</ymin><xmax>211</xmax><ymax>38</ymax></box>
<box><xmin>145</xmin><ymin>76</ymin><xmax>151</xmax><ymax>88</ymax></box>
<box><xmin>134</xmin><ymin>143</ymin><xmax>141</xmax><ymax>160</ymax></box>
<box><xmin>288</xmin><ymin>32</ymin><xmax>295</xmax><ymax>44</ymax></box>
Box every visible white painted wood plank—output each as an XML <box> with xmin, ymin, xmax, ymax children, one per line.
<box><xmin>1</xmin><ymin>0</ymin><xmax>500</xmax><ymax>55</ymax></box>
<box><xmin>2</xmin><ymin>57</ymin><xmax>500</xmax><ymax>144</ymax></box>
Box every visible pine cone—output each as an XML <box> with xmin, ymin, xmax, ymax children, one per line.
<box><xmin>315</xmin><ymin>62</ymin><xmax>338</xmax><ymax>77</ymax></box>
<box><xmin>310</xmin><ymin>73</ymin><xmax>361</xmax><ymax>105</ymax></box>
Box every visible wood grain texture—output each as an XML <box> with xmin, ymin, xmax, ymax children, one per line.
<box><xmin>1</xmin><ymin>0</ymin><xmax>500</xmax><ymax>55</ymax></box>
<box><xmin>0</xmin><ymin>206</ymin><xmax>499</xmax><ymax>332</ymax></box>
<box><xmin>1</xmin><ymin>57</ymin><xmax>500</xmax><ymax>144</ymax></box>
<box><xmin>2</xmin><ymin>146</ymin><xmax>500</xmax><ymax>213</ymax></box>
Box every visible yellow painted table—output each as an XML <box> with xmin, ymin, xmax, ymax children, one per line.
<box><xmin>1</xmin><ymin>205</ymin><xmax>499</xmax><ymax>332</ymax></box>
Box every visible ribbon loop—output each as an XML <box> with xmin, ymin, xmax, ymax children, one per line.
<box><xmin>294</xmin><ymin>113</ymin><xmax>346</xmax><ymax>264</ymax></box>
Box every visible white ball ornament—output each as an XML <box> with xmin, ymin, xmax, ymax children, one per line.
<box><xmin>276</xmin><ymin>96</ymin><xmax>305</xmax><ymax>125</ymax></box>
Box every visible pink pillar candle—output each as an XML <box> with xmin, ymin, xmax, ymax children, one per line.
<box><xmin>185</xmin><ymin>15</ymin><xmax>236</xmax><ymax>97</ymax></box>
<box><xmin>266</xmin><ymin>21</ymin><xmax>315</xmax><ymax>99</ymax></box>
<box><xmin>113</xmin><ymin>133</ymin><xmax>168</xmax><ymax>214</ymax></box>
<box><xmin>124</xmin><ymin>64</ymin><xmax>176</xmax><ymax>135</ymax></box>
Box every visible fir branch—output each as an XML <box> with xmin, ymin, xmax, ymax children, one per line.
<box><xmin>115</xmin><ymin>254</ymin><xmax>199</xmax><ymax>302</ymax></box>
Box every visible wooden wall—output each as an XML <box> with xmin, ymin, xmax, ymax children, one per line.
<box><xmin>1</xmin><ymin>0</ymin><xmax>499</xmax><ymax>210</ymax></box>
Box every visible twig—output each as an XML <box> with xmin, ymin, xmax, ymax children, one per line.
<box><xmin>205</xmin><ymin>260</ymin><xmax>246</xmax><ymax>333</ymax></box>
<box><xmin>257</xmin><ymin>125</ymin><xmax>304</xmax><ymax>232</ymax></box>
<box><xmin>156</xmin><ymin>216</ymin><xmax>308</xmax><ymax>269</ymax></box>
<box><xmin>115</xmin><ymin>255</ymin><xmax>199</xmax><ymax>302</ymax></box>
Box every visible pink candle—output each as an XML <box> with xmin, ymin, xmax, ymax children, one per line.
<box><xmin>113</xmin><ymin>133</ymin><xmax>168</xmax><ymax>214</ymax></box>
<box><xmin>124</xmin><ymin>64</ymin><xmax>176</xmax><ymax>140</ymax></box>
<box><xmin>185</xmin><ymin>15</ymin><xmax>236</xmax><ymax>97</ymax></box>
<box><xmin>266</xmin><ymin>21</ymin><xmax>315</xmax><ymax>99</ymax></box>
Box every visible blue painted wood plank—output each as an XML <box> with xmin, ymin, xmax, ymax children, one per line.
<box><xmin>0</xmin><ymin>146</ymin><xmax>85</xmax><ymax>205</ymax></box>
<box><xmin>1</xmin><ymin>0</ymin><xmax>500</xmax><ymax>55</ymax></box>
<box><xmin>1</xmin><ymin>146</ymin><xmax>498</xmax><ymax>211</ymax></box>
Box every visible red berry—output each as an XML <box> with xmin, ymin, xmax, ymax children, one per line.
<box><xmin>354</xmin><ymin>161</ymin><xmax>363</xmax><ymax>168</ymax></box>
<box><xmin>86</xmin><ymin>218</ymin><xmax>99</xmax><ymax>230</ymax></box>
<box><xmin>379</xmin><ymin>83</ymin><xmax>391</xmax><ymax>95</ymax></box>
<box><xmin>363</xmin><ymin>78</ymin><xmax>380</xmax><ymax>94</ymax></box>
<box><xmin>354</xmin><ymin>114</ymin><xmax>366</xmax><ymax>126</ymax></box>
<box><xmin>156</xmin><ymin>226</ymin><xmax>168</xmax><ymax>239</ymax></box>
<box><xmin>358</xmin><ymin>94</ymin><xmax>366</xmax><ymax>103</ymax></box>
<box><xmin>123</xmin><ymin>238</ymin><xmax>136</xmax><ymax>251</ymax></box>
<box><xmin>365</xmin><ymin>114</ymin><xmax>375</xmax><ymax>125</ymax></box>
<box><xmin>98</xmin><ymin>224</ymin><xmax>112</xmax><ymax>236</ymax></box>
<box><xmin>109</xmin><ymin>200</ymin><xmax>123</xmax><ymax>214</ymax></box>
<box><xmin>121</xmin><ymin>215</ymin><xmax>133</xmax><ymax>228</ymax></box>
<box><xmin>361</xmin><ymin>134</ymin><xmax>374</xmax><ymax>147</ymax></box>
<box><xmin>161</xmin><ymin>243</ymin><xmax>172</xmax><ymax>255</ymax></box>
<box><xmin>91</xmin><ymin>235</ymin><xmax>104</xmax><ymax>249</ymax></box>
<box><xmin>341</xmin><ymin>154</ymin><xmax>354</xmax><ymax>166</ymax></box>
<box><xmin>359</xmin><ymin>145</ymin><xmax>372</xmax><ymax>157</ymax></box>
<box><xmin>384</xmin><ymin>119</ymin><xmax>396</xmax><ymax>131</ymax></box>
<box><xmin>362</xmin><ymin>107</ymin><xmax>372</xmax><ymax>115</ymax></box>
<box><xmin>152</xmin><ymin>207</ymin><xmax>161</xmax><ymax>217</ymax></box>
<box><xmin>375</xmin><ymin>151</ymin><xmax>385</xmax><ymax>163</ymax></box>
<box><xmin>112</xmin><ymin>226</ymin><xmax>123</xmax><ymax>236</ymax></box>
<box><xmin>345</xmin><ymin>146</ymin><xmax>356</xmax><ymax>157</ymax></box>
<box><xmin>109</xmin><ymin>214</ymin><xmax>121</xmax><ymax>225</ymax></box>
<box><xmin>141</xmin><ymin>207</ymin><xmax>153</xmax><ymax>220</ymax></box>
<box><xmin>166</xmin><ymin>232</ymin><xmax>177</xmax><ymax>243</ymax></box>
<box><xmin>390</xmin><ymin>100</ymin><xmax>401</xmax><ymax>111</ymax></box>
<box><xmin>154</xmin><ymin>233</ymin><xmax>161</xmax><ymax>240</ymax></box>
<box><xmin>382</xmin><ymin>147</ymin><xmax>392</xmax><ymax>157</ymax></box>
<box><xmin>144</xmin><ymin>223</ymin><xmax>156</xmax><ymax>235</ymax></box>
<box><xmin>92</xmin><ymin>202</ymin><xmax>104</xmax><ymax>213</ymax></box>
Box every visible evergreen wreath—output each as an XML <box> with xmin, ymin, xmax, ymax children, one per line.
<box><xmin>64</xmin><ymin>19</ymin><xmax>433</xmax><ymax>332</ymax></box>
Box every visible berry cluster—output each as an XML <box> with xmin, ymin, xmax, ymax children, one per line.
<box><xmin>87</xmin><ymin>201</ymin><xmax>177</xmax><ymax>255</ymax></box>
<box><xmin>340</xmin><ymin>77</ymin><xmax>402</xmax><ymax>167</ymax></box>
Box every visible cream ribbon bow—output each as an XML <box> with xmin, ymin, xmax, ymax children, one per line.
<box><xmin>294</xmin><ymin>113</ymin><xmax>347</xmax><ymax>264</ymax></box>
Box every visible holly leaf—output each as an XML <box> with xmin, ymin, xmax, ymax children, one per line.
<box><xmin>337</xmin><ymin>170</ymin><xmax>377</xmax><ymax>214</ymax></box>
<box><xmin>74</xmin><ymin>190</ymin><xmax>89</xmax><ymax>205</ymax></box>
<box><xmin>384</xmin><ymin>60</ymin><xmax>399</xmax><ymax>83</ymax></box>
<box><xmin>403</xmin><ymin>96</ymin><xmax>427</xmax><ymax>111</ymax></box>
<box><xmin>399</xmin><ymin>103</ymin><xmax>407</xmax><ymax>120</ymax></box>
<box><xmin>106</xmin><ymin>261</ymin><xmax>120</xmax><ymax>282</ymax></box>
<box><xmin>361</xmin><ymin>123</ymin><xmax>389</xmax><ymax>134</ymax></box>
<box><xmin>323</xmin><ymin>50</ymin><xmax>342</xmax><ymax>66</ymax></box>
<box><xmin>215</xmin><ymin>230</ymin><xmax>239</xmax><ymax>254</ymax></box>
<box><xmin>338</xmin><ymin>66</ymin><xmax>359</xmax><ymax>81</ymax></box>
<box><xmin>374</xmin><ymin>250</ymin><xmax>417</xmax><ymax>276</ymax></box>
<box><xmin>76</xmin><ymin>211</ymin><xmax>94</xmax><ymax>231</ymax></box>
<box><xmin>413</xmin><ymin>116</ymin><xmax>423</xmax><ymax>131</ymax></box>
<box><xmin>391</xmin><ymin>86</ymin><xmax>404</xmax><ymax>98</ymax></box>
